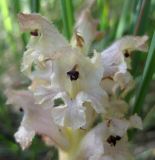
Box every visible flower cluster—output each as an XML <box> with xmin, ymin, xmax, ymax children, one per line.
<box><xmin>6</xmin><ymin>9</ymin><xmax>148</xmax><ymax>160</ymax></box>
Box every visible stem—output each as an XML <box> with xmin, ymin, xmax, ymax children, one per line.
<box><xmin>133</xmin><ymin>32</ymin><xmax>155</xmax><ymax>114</ymax></box>
<box><xmin>134</xmin><ymin>0</ymin><xmax>151</xmax><ymax>35</ymax></box>
<box><xmin>60</xmin><ymin>0</ymin><xmax>74</xmax><ymax>40</ymax></box>
<box><xmin>132</xmin><ymin>0</ymin><xmax>151</xmax><ymax>77</ymax></box>
<box><xmin>29</xmin><ymin>0</ymin><xmax>40</xmax><ymax>13</ymax></box>
<box><xmin>115</xmin><ymin>0</ymin><xmax>131</xmax><ymax>38</ymax></box>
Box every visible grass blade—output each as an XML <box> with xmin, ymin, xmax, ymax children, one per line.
<box><xmin>12</xmin><ymin>0</ymin><xmax>28</xmax><ymax>46</ymax></box>
<box><xmin>132</xmin><ymin>0</ymin><xmax>151</xmax><ymax>77</ymax></box>
<box><xmin>0</xmin><ymin>0</ymin><xmax>17</xmax><ymax>54</ymax></box>
<box><xmin>29</xmin><ymin>0</ymin><xmax>40</xmax><ymax>13</ymax></box>
<box><xmin>97</xmin><ymin>0</ymin><xmax>109</xmax><ymax>30</ymax></box>
<box><xmin>115</xmin><ymin>0</ymin><xmax>131</xmax><ymax>38</ymax></box>
<box><xmin>60</xmin><ymin>0</ymin><xmax>74</xmax><ymax>40</ymax></box>
<box><xmin>133</xmin><ymin>32</ymin><xmax>155</xmax><ymax>114</ymax></box>
<box><xmin>134</xmin><ymin>0</ymin><xmax>151</xmax><ymax>35</ymax></box>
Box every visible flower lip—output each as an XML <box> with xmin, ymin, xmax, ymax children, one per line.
<box><xmin>67</xmin><ymin>65</ymin><xmax>79</xmax><ymax>81</ymax></box>
<box><xmin>106</xmin><ymin>135</ymin><xmax>122</xmax><ymax>146</ymax></box>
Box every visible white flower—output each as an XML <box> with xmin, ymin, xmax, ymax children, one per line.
<box><xmin>5</xmin><ymin>11</ymin><xmax>147</xmax><ymax>160</ymax></box>
<box><xmin>31</xmin><ymin>50</ymin><xmax>109</xmax><ymax>129</ymax></box>
<box><xmin>101</xmin><ymin>35</ymin><xmax>148</xmax><ymax>77</ymax></box>
<box><xmin>5</xmin><ymin>89</ymin><xmax>69</xmax><ymax>150</ymax></box>
<box><xmin>101</xmin><ymin>35</ymin><xmax>148</xmax><ymax>94</ymax></box>
<box><xmin>18</xmin><ymin>13</ymin><xmax>69</xmax><ymax>75</ymax></box>
<box><xmin>76</xmin><ymin>114</ymin><xmax>142</xmax><ymax>160</ymax></box>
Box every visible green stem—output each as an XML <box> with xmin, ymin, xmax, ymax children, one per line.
<box><xmin>60</xmin><ymin>0</ymin><xmax>74</xmax><ymax>40</ymax></box>
<box><xmin>29</xmin><ymin>0</ymin><xmax>40</xmax><ymax>13</ymax></box>
<box><xmin>97</xmin><ymin>0</ymin><xmax>109</xmax><ymax>30</ymax></box>
<box><xmin>132</xmin><ymin>0</ymin><xmax>151</xmax><ymax>77</ymax></box>
<box><xmin>134</xmin><ymin>0</ymin><xmax>151</xmax><ymax>35</ymax></box>
<box><xmin>0</xmin><ymin>0</ymin><xmax>17</xmax><ymax>55</ymax></box>
<box><xmin>115</xmin><ymin>0</ymin><xmax>131</xmax><ymax>38</ymax></box>
<box><xmin>133</xmin><ymin>32</ymin><xmax>155</xmax><ymax>114</ymax></box>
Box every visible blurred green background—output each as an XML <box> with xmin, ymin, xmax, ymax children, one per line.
<box><xmin>0</xmin><ymin>0</ymin><xmax>155</xmax><ymax>159</ymax></box>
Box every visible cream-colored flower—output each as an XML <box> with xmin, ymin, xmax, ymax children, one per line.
<box><xmin>76</xmin><ymin>122</ymin><xmax>132</xmax><ymax>160</ymax></box>
<box><xmin>5</xmin><ymin>89</ymin><xmax>69</xmax><ymax>150</ymax></box>
<box><xmin>76</xmin><ymin>114</ymin><xmax>142</xmax><ymax>160</ymax></box>
<box><xmin>101</xmin><ymin>35</ymin><xmax>148</xmax><ymax>95</ymax></box>
<box><xmin>18</xmin><ymin>13</ymin><xmax>69</xmax><ymax>75</ymax></box>
<box><xmin>101</xmin><ymin>35</ymin><xmax>148</xmax><ymax>77</ymax></box>
<box><xmin>5</xmin><ymin>11</ymin><xmax>147</xmax><ymax>160</ymax></box>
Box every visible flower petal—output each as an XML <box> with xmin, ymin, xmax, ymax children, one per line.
<box><xmin>14</xmin><ymin>126</ymin><xmax>35</xmax><ymax>150</ymax></box>
<box><xmin>76</xmin><ymin>123</ymin><xmax>106</xmax><ymax>160</ymax></box>
<box><xmin>129</xmin><ymin>114</ymin><xmax>143</xmax><ymax>130</ymax></box>
<box><xmin>109</xmin><ymin>118</ymin><xmax>130</xmax><ymax>137</ymax></box>
<box><xmin>18</xmin><ymin>13</ymin><xmax>69</xmax><ymax>74</ymax></box>
<box><xmin>101</xmin><ymin>35</ymin><xmax>148</xmax><ymax>77</ymax></box>
<box><xmin>6</xmin><ymin>89</ymin><xmax>69</xmax><ymax>150</ymax></box>
<box><xmin>52</xmin><ymin>92</ymin><xmax>86</xmax><ymax>130</ymax></box>
<box><xmin>72</xmin><ymin>9</ymin><xmax>97</xmax><ymax>52</ymax></box>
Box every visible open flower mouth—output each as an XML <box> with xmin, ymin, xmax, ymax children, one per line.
<box><xmin>123</xmin><ymin>49</ymin><xmax>130</xmax><ymax>58</ymax></box>
<box><xmin>67</xmin><ymin>65</ymin><xmax>79</xmax><ymax>81</ymax></box>
<box><xmin>30</xmin><ymin>29</ymin><xmax>39</xmax><ymax>36</ymax></box>
<box><xmin>106</xmin><ymin>135</ymin><xmax>122</xmax><ymax>146</ymax></box>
